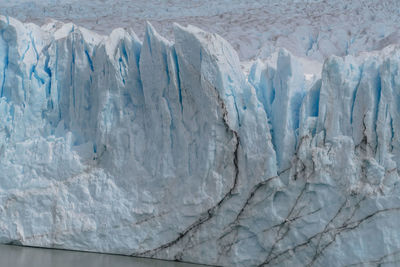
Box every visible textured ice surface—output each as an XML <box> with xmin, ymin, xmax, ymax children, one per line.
<box><xmin>2</xmin><ymin>0</ymin><xmax>400</xmax><ymax>62</ymax></box>
<box><xmin>1</xmin><ymin>15</ymin><xmax>400</xmax><ymax>267</ymax></box>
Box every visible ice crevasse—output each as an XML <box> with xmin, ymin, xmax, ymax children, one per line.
<box><xmin>1</xmin><ymin>15</ymin><xmax>400</xmax><ymax>266</ymax></box>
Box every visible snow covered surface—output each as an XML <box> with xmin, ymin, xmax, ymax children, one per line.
<box><xmin>1</xmin><ymin>4</ymin><xmax>400</xmax><ymax>266</ymax></box>
<box><xmin>2</xmin><ymin>0</ymin><xmax>400</xmax><ymax>62</ymax></box>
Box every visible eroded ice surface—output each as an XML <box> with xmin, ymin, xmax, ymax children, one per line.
<box><xmin>1</xmin><ymin>15</ymin><xmax>400</xmax><ymax>267</ymax></box>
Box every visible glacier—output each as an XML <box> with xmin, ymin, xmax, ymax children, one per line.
<box><xmin>3</xmin><ymin>0</ymin><xmax>400</xmax><ymax>62</ymax></box>
<box><xmin>1</xmin><ymin>15</ymin><xmax>400</xmax><ymax>266</ymax></box>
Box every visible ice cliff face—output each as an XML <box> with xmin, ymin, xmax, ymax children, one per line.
<box><xmin>1</xmin><ymin>15</ymin><xmax>400</xmax><ymax>266</ymax></box>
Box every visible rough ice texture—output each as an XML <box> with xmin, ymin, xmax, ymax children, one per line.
<box><xmin>3</xmin><ymin>0</ymin><xmax>400</xmax><ymax>62</ymax></box>
<box><xmin>1</xmin><ymin>15</ymin><xmax>400</xmax><ymax>267</ymax></box>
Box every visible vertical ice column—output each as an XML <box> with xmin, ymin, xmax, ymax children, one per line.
<box><xmin>270</xmin><ymin>49</ymin><xmax>306</xmax><ymax>173</ymax></box>
<box><xmin>316</xmin><ymin>56</ymin><xmax>363</xmax><ymax>142</ymax></box>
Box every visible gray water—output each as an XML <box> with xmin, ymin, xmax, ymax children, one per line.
<box><xmin>0</xmin><ymin>244</ymin><xmax>208</xmax><ymax>267</ymax></box>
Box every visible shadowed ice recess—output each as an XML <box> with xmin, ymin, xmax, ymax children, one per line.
<box><xmin>1</xmin><ymin>15</ymin><xmax>400</xmax><ymax>266</ymax></box>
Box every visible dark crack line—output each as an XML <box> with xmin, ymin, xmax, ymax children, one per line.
<box><xmin>344</xmin><ymin>249</ymin><xmax>400</xmax><ymax>267</ymax></box>
<box><xmin>293</xmin><ymin>136</ymin><xmax>311</xmax><ymax>181</ymax></box>
<box><xmin>345</xmin><ymin>196</ymin><xmax>366</xmax><ymax>225</ymax></box>
<box><xmin>217</xmin><ymin>227</ymin><xmax>239</xmax><ymax>263</ymax></box>
<box><xmin>307</xmin><ymin>199</ymin><xmax>348</xmax><ymax>266</ymax></box>
<box><xmin>308</xmin><ymin>199</ymin><xmax>387</xmax><ymax>266</ymax></box>
<box><xmin>262</xmin><ymin>183</ymin><xmax>307</xmax><ymax>264</ymax></box>
<box><xmin>355</xmin><ymin>114</ymin><xmax>375</xmax><ymax>156</ymax></box>
<box><xmin>278</xmin><ymin>184</ymin><xmax>307</xmax><ymax>235</ymax></box>
<box><xmin>217</xmin><ymin>206</ymin><xmax>322</xmax><ymax>256</ymax></box>
<box><xmin>259</xmin><ymin>205</ymin><xmax>400</xmax><ymax>266</ymax></box>
<box><xmin>232</xmin><ymin>175</ymin><xmax>279</xmax><ymax>224</ymax></box>
<box><xmin>132</xmin><ymin>84</ymin><xmax>241</xmax><ymax>258</ymax></box>
<box><xmin>308</xmin><ymin>196</ymin><xmax>366</xmax><ymax>266</ymax></box>
<box><xmin>262</xmin><ymin>197</ymin><xmax>348</xmax><ymax>266</ymax></box>
<box><xmin>217</xmin><ymin>168</ymin><xmax>291</xmax><ymax>249</ymax></box>
<box><xmin>338</xmin><ymin>207</ymin><xmax>400</xmax><ymax>232</ymax></box>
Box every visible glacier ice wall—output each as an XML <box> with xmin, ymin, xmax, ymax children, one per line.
<box><xmin>1</xmin><ymin>16</ymin><xmax>400</xmax><ymax>266</ymax></box>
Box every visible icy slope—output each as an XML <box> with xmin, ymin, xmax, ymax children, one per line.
<box><xmin>1</xmin><ymin>16</ymin><xmax>400</xmax><ymax>267</ymax></box>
